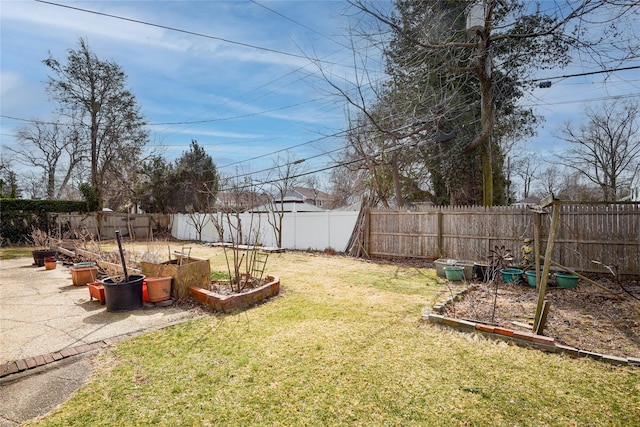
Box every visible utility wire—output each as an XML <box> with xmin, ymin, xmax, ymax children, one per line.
<box><xmin>29</xmin><ymin>0</ymin><xmax>370</xmax><ymax>134</ymax></box>
<box><xmin>34</xmin><ymin>0</ymin><xmax>319</xmax><ymax>62</ymax></box>
<box><xmin>250</xmin><ymin>0</ymin><xmax>349</xmax><ymax>49</ymax></box>
<box><xmin>147</xmin><ymin>98</ymin><xmax>323</xmax><ymax>126</ymax></box>
<box><xmin>529</xmin><ymin>65</ymin><xmax>640</xmax><ymax>83</ymax></box>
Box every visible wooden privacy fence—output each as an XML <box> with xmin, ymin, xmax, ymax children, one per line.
<box><xmin>366</xmin><ymin>203</ymin><xmax>640</xmax><ymax>275</ymax></box>
<box><xmin>51</xmin><ymin>212</ymin><xmax>171</xmax><ymax>240</ymax></box>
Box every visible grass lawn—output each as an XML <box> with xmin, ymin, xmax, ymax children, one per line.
<box><xmin>23</xmin><ymin>246</ymin><xmax>640</xmax><ymax>426</ymax></box>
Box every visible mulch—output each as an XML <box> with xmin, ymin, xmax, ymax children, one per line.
<box><xmin>442</xmin><ymin>277</ymin><xmax>640</xmax><ymax>359</ymax></box>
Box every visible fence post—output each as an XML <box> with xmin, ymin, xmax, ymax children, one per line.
<box><xmin>534</xmin><ymin>198</ymin><xmax>560</xmax><ymax>330</ymax></box>
<box><xmin>437</xmin><ymin>210</ymin><xmax>444</xmax><ymax>258</ymax></box>
<box><xmin>364</xmin><ymin>207</ymin><xmax>371</xmax><ymax>257</ymax></box>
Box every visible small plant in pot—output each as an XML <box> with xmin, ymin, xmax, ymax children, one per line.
<box><xmin>31</xmin><ymin>228</ymin><xmax>57</xmax><ymax>267</ymax></box>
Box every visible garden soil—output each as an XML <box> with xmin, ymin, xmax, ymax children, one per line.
<box><xmin>441</xmin><ymin>278</ymin><xmax>640</xmax><ymax>359</ymax></box>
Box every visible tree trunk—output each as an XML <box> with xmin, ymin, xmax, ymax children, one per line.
<box><xmin>390</xmin><ymin>151</ymin><xmax>404</xmax><ymax>209</ymax></box>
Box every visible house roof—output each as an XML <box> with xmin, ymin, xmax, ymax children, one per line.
<box><xmin>287</xmin><ymin>186</ymin><xmax>331</xmax><ymax>201</ymax></box>
<box><xmin>249</xmin><ymin>200</ymin><xmax>327</xmax><ymax>213</ymax></box>
<box><xmin>216</xmin><ymin>191</ymin><xmax>272</xmax><ymax>209</ymax></box>
<box><xmin>514</xmin><ymin>196</ymin><xmax>542</xmax><ymax>206</ymax></box>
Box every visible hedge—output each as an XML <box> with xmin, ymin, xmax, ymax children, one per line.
<box><xmin>0</xmin><ymin>199</ymin><xmax>90</xmax><ymax>246</ymax></box>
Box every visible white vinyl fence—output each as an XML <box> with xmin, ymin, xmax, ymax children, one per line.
<box><xmin>171</xmin><ymin>211</ymin><xmax>359</xmax><ymax>251</ymax></box>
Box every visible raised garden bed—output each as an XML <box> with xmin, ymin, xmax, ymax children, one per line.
<box><xmin>188</xmin><ymin>275</ymin><xmax>280</xmax><ymax>313</ymax></box>
<box><xmin>433</xmin><ymin>278</ymin><xmax>640</xmax><ymax>360</ymax></box>
<box><xmin>140</xmin><ymin>257</ymin><xmax>210</xmax><ymax>300</ymax></box>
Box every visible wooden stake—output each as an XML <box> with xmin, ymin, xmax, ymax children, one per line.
<box><xmin>535</xmin><ymin>300</ymin><xmax>551</xmax><ymax>335</ymax></box>
<box><xmin>533</xmin><ymin>211</ymin><xmax>541</xmax><ymax>288</ymax></box>
<box><xmin>533</xmin><ymin>201</ymin><xmax>560</xmax><ymax>331</ymax></box>
<box><xmin>539</xmin><ymin>256</ymin><xmax>624</xmax><ymax>299</ymax></box>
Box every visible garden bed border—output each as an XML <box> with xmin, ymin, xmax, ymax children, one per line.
<box><xmin>188</xmin><ymin>275</ymin><xmax>280</xmax><ymax>313</ymax></box>
<box><xmin>424</xmin><ymin>287</ymin><xmax>639</xmax><ymax>368</ymax></box>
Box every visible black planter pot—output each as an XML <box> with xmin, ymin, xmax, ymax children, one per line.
<box><xmin>473</xmin><ymin>263</ymin><xmax>498</xmax><ymax>282</ymax></box>
<box><xmin>102</xmin><ymin>274</ymin><xmax>145</xmax><ymax>312</ymax></box>
<box><xmin>32</xmin><ymin>249</ymin><xmax>57</xmax><ymax>267</ymax></box>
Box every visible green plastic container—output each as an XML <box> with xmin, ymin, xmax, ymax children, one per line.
<box><xmin>555</xmin><ymin>272</ymin><xmax>579</xmax><ymax>289</ymax></box>
<box><xmin>524</xmin><ymin>270</ymin><xmax>548</xmax><ymax>287</ymax></box>
<box><xmin>444</xmin><ymin>266</ymin><xmax>464</xmax><ymax>281</ymax></box>
<box><xmin>500</xmin><ymin>268</ymin><xmax>523</xmax><ymax>283</ymax></box>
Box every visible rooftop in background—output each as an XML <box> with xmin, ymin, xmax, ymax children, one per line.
<box><xmin>514</xmin><ymin>196</ymin><xmax>542</xmax><ymax>206</ymax></box>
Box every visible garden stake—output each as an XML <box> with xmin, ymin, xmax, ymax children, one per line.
<box><xmin>115</xmin><ymin>230</ymin><xmax>129</xmax><ymax>282</ymax></box>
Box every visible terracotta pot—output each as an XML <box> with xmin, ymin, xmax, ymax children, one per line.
<box><xmin>87</xmin><ymin>282</ymin><xmax>105</xmax><ymax>304</ymax></box>
<box><xmin>144</xmin><ymin>276</ymin><xmax>172</xmax><ymax>302</ymax></box>
<box><xmin>44</xmin><ymin>257</ymin><xmax>57</xmax><ymax>270</ymax></box>
<box><xmin>70</xmin><ymin>265</ymin><xmax>99</xmax><ymax>286</ymax></box>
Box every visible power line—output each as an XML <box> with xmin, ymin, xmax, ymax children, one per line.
<box><xmin>147</xmin><ymin>98</ymin><xmax>324</xmax><ymax>126</ymax></box>
<box><xmin>34</xmin><ymin>0</ymin><xmax>314</xmax><ymax>62</ymax></box>
<box><xmin>529</xmin><ymin>65</ymin><xmax>640</xmax><ymax>83</ymax></box>
<box><xmin>29</xmin><ymin>0</ymin><xmax>366</xmax><ymax>134</ymax></box>
<box><xmin>521</xmin><ymin>92</ymin><xmax>640</xmax><ymax>108</ymax></box>
<box><xmin>250</xmin><ymin>0</ymin><xmax>347</xmax><ymax>48</ymax></box>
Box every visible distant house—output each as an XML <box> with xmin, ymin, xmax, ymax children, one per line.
<box><xmin>216</xmin><ymin>191</ymin><xmax>272</xmax><ymax>212</ymax></box>
<box><xmin>249</xmin><ymin>199</ymin><xmax>326</xmax><ymax>213</ymax></box>
<box><xmin>619</xmin><ymin>175</ymin><xmax>640</xmax><ymax>201</ymax></box>
<box><xmin>222</xmin><ymin>186</ymin><xmax>335</xmax><ymax>212</ymax></box>
<box><xmin>513</xmin><ymin>196</ymin><xmax>541</xmax><ymax>206</ymax></box>
<box><xmin>284</xmin><ymin>186</ymin><xmax>332</xmax><ymax>208</ymax></box>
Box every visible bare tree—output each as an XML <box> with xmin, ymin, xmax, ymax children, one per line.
<box><xmin>557</xmin><ymin>100</ymin><xmax>640</xmax><ymax>201</ymax></box>
<box><xmin>184</xmin><ymin>205</ymin><xmax>210</xmax><ymax>242</ymax></box>
<box><xmin>6</xmin><ymin>120</ymin><xmax>83</xmax><ymax>199</ymax></box>
<box><xmin>536</xmin><ymin>165</ymin><xmax>565</xmax><ymax>198</ymax></box>
<box><xmin>265</xmin><ymin>153</ymin><xmax>303</xmax><ymax>248</ymax></box>
<box><xmin>328</xmin><ymin>150</ymin><xmax>369</xmax><ymax>208</ymax></box>
<box><xmin>513</xmin><ymin>156</ymin><xmax>540</xmax><ymax>199</ymax></box>
<box><xmin>210</xmin><ymin>174</ymin><xmax>266</xmax><ymax>293</ymax></box>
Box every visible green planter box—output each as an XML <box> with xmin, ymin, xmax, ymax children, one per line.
<box><xmin>444</xmin><ymin>266</ymin><xmax>464</xmax><ymax>281</ymax></box>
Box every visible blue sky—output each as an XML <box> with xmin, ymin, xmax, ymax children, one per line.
<box><xmin>1</xmin><ymin>1</ymin><xmax>639</xmax><ymax>193</ymax></box>
<box><xmin>1</xmin><ymin>0</ymin><xmax>364</xmax><ymax>184</ymax></box>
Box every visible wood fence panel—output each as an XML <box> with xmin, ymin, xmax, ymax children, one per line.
<box><xmin>53</xmin><ymin>212</ymin><xmax>168</xmax><ymax>241</ymax></box>
<box><xmin>367</xmin><ymin>203</ymin><xmax>640</xmax><ymax>275</ymax></box>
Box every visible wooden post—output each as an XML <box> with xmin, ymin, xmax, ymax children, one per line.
<box><xmin>540</xmin><ymin>256</ymin><xmax>624</xmax><ymax>299</ymax></box>
<box><xmin>363</xmin><ymin>207</ymin><xmax>371</xmax><ymax>258</ymax></box>
<box><xmin>533</xmin><ymin>211</ymin><xmax>542</xmax><ymax>288</ymax></box>
<box><xmin>534</xmin><ymin>300</ymin><xmax>551</xmax><ymax>335</ymax></box>
<box><xmin>533</xmin><ymin>196</ymin><xmax>559</xmax><ymax>331</ymax></box>
<box><xmin>437</xmin><ymin>211</ymin><xmax>444</xmax><ymax>258</ymax></box>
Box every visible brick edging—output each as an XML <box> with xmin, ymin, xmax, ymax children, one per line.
<box><xmin>423</xmin><ymin>312</ymin><xmax>640</xmax><ymax>368</ymax></box>
<box><xmin>1</xmin><ymin>338</ymin><xmax>113</xmax><ymax>378</ymax></box>
<box><xmin>0</xmin><ymin>315</ymin><xmax>206</xmax><ymax>379</ymax></box>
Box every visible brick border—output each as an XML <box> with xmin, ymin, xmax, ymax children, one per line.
<box><xmin>1</xmin><ymin>337</ymin><xmax>113</xmax><ymax>378</ymax></box>
<box><xmin>424</xmin><ymin>293</ymin><xmax>639</xmax><ymax>368</ymax></box>
<box><xmin>188</xmin><ymin>276</ymin><xmax>280</xmax><ymax>313</ymax></box>
<box><xmin>0</xmin><ymin>316</ymin><xmax>206</xmax><ymax>379</ymax></box>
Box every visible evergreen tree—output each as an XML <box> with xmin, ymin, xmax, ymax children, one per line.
<box><xmin>44</xmin><ymin>38</ymin><xmax>148</xmax><ymax>209</ymax></box>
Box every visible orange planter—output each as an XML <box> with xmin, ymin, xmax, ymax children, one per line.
<box><xmin>44</xmin><ymin>257</ymin><xmax>57</xmax><ymax>270</ymax></box>
<box><xmin>144</xmin><ymin>276</ymin><xmax>172</xmax><ymax>302</ymax></box>
<box><xmin>70</xmin><ymin>265</ymin><xmax>98</xmax><ymax>286</ymax></box>
<box><xmin>87</xmin><ymin>282</ymin><xmax>105</xmax><ymax>304</ymax></box>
